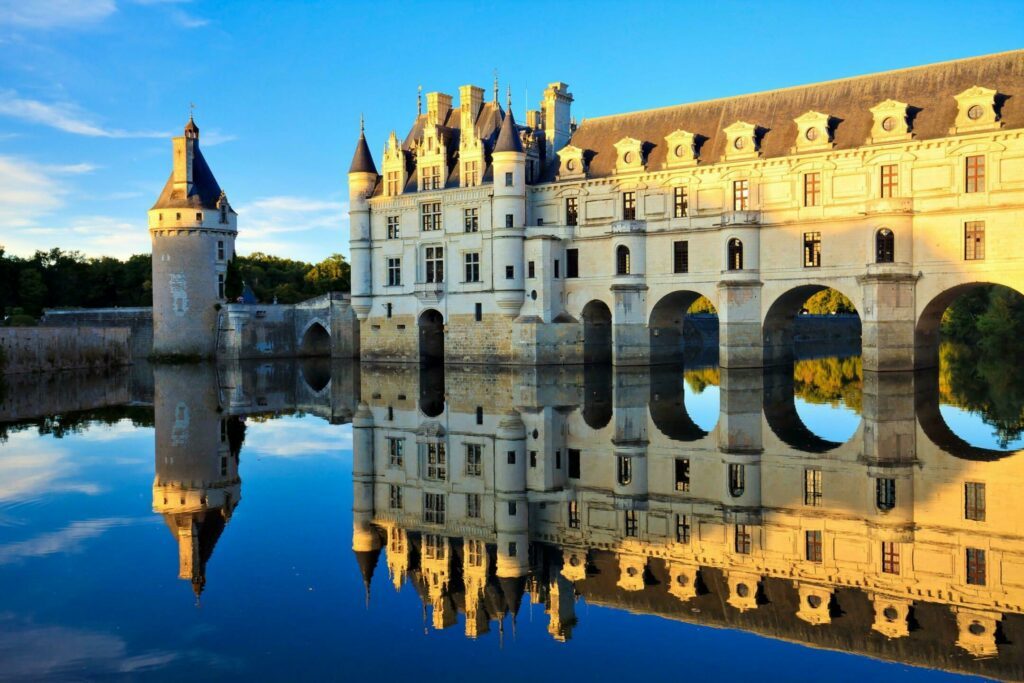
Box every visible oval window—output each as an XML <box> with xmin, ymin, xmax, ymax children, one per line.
<box><xmin>733</xmin><ymin>137</ymin><xmax>745</xmax><ymax>150</ymax></box>
<box><xmin>624</xmin><ymin>151</ymin><xmax>634</xmax><ymax>164</ymax></box>
<box><xmin>881</xmin><ymin>116</ymin><xmax>896</xmax><ymax>132</ymax></box>
<box><xmin>805</xmin><ymin>127</ymin><xmax>819</xmax><ymax>141</ymax></box>
<box><xmin>967</xmin><ymin>104</ymin><xmax>985</xmax><ymax>120</ymax></box>
<box><xmin>674</xmin><ymin>144</ymin><xmax>685</xmax><ymax>158</ymax></box>
<box><xmin>566</xmin><ymin>159</ymin><xmax>576</xmax><ymax>171</ymax></box>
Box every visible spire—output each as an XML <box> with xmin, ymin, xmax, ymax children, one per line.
<box><xmin>493</xmin><ymin>69</ymin><xmax>499</xmax><ymax>103</ymax></box>
<box><xmin>184</xmin><ymin>113</ymin><xmax>199</xmax><ymax>140</ymax></box>
<box><xmin>494</xmin><ymin>106</ymin><xmax>524</xmax><ymax>154</ymax></box>
<box><xmin>417</xmin><ymin>85</ymin><xmax>423</xmax><ymax>116</ymax></box>
<box><xmin>506</xmin><ymin>84</ymin><xmax>512</xmax><ymax>111</ymax></box>
<box><xmin>348</xmin><ymin>119</ymin><xmax>378</xmax><ymax>175</ymax></box>
<box><xmin>354</xmin><ymin>546</ymin><xmax>382</xmax><ymax>608</ymax></box>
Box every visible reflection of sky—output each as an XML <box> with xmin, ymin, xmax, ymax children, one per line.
<box><xmin>683</xmin><ymin>383</ymin><xmax>720</xmax><ymax>433</ymax></box>
<box><xmin>795</xmin><ymin>398</ymin><xmax>861</xmax><ymax>443</ymax></box>
<box><xmin>940</xmin><ymin>405</ymin><xmax>1024</xmax><ymax>451</ymax></box>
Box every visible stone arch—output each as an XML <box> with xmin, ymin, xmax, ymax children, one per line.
<box><xmin>418</xmin><ymin>309</ymin><xmax>445</xmax><ymax>364</ymax></box>
<box><xmin>915</xmin><ymin>281</ymin><xmax>1024</xmax><ymax>370</ymax></box>
<box><xmin>299</xmin><ymin>357</ymin><xmax>331</xmax><ymax>394</ymax></box>
<box><xmin>649</xmin><ymin>367</ymin><xmax>717</xmax><ymax>441</ymax></box>
<box><xmin>299</xmin><ymin>320</ymin><xmax>331</xmax><ymax>356</ymax></box>
<box><xmin>648</xmin><ymin>290</ymin><xmax>718</xmax><ymax>365</ymax></box>
<box><xmin>581</xmin><ymin>299</ymin><xmax>612</xmax><ymax>364</ymax></box>
<box><xmin>582</xmin><ymin>364</ymin><xmax>613</xmax><ymax>429</ymax></box>
<box><xmin>763</xmin><ymin>364</ymin><xmax>857</xmax><ymax>453</ymax></box>
<box><xmin>418</xmin><ymin>363</ymin><xmax>445</xmax><ymax>418</ymax></box>
<box><xmin>762</xmin><ymin>283</ymin><xmax>861</xmax><ymax>367</ymax></box>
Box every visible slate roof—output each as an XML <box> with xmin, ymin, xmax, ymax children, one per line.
<box><xmin>563</xmin><ymin>50</ymin><xmax>1024</xmax><ymax>180</ymax></box>
<box><xmin>493</xmin><ymin>108</ymin><xmax>524</xmax><ymax>153</ymax></box>
<box><xmin>151</xmin><ymin>140</ymin><xmax>226</xmax><ymax>211</ymax></box>
<box><xmin>349</xmin><ymin>131</ymin><xmax>378</xmax><ymax>174</ymax></box>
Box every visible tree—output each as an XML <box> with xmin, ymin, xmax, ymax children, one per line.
<box><xmin>17</xmin><ymin>269</ymin><xmax>47</xmax><ymax>316</ymax></box>
<box><xmin>304</xmin><ymin>254</ymin><xmax>350</xmax><ymax>295</ymax></box>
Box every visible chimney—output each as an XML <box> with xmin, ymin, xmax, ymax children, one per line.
<box><xmin>459</xmin><ymin>85</ymin><xmax>484</xmax><ymax>132</ymax></box>
<box><xmin>426</xmin><ymin>92</ymin><xmax>453</xmax><ymax>126</ymax></box>
<box><xmin>542</xmin><ymin>82</ymin><xmax>573</xmax><ymax>158</ymax></box>
<box><xmin>526</xmin><ymin>109</ymin><xmax>542</xmax><ymax>129</ymax></box>
<box><xmin>171</xmin><ymin>135</ymin><xmax>195</xmax><ymax>192</ymax></box>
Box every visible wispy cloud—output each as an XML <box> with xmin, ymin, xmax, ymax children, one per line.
<box><xmin>0</xmin><ymin>517</ymin><xmax>143</xmax><ymax>565</ymax></box>
<box><xmin>244</xmin><ymin>416</ymin><xmax>352</xmax><ymax>458</ymax></box>
<box><xmin>127</xmin><ymin>0</ymin><xmax>207</xmax><ymax>28</ymax></box>
<box><xmin>0</xmin><ymin>154</ymin><xmax>81</xmax><ymax>228</ymax></box>
<box><xmin>0</xmin><ymin>0</ymin><xmax>116</xmax><ymax>29</ymax></box>
<box><xmin>234</xmin><ymin>195</ymin><xmax>347</xmax><ymax>261</ymax></box>
<box><xmin>0</xmin><ymin>92</ymin><xmax>169</xmax><ymax>138</ymax></box>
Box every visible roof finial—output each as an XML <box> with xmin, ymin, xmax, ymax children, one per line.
<box><xmin>360</xmin><ymin>113</ymin><xmax>365</xmax><ymax>136</ymax></box>
<box><xmin>506</xmin><ymin>84</ymin><xmax>512</xmax><ymax>110</ymax></box>
<box><xmin>493</xmin><ymin>69</ymin><xmax>499</xmax><ymax>103</ymax></box>
<box><xmin>189</xmin><ymin>101</ymin><xmax>195</xmax><ymax>121</ymax></box>
<box><xmin>417</xmin><ymin>85</ymin><xmax>423</xmax><ymax>116</ymax></box>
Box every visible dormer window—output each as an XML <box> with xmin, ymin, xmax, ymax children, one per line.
<box><xmin>724</xmin><ymin>122</ymin><xmax>759</xmax><ymax>160</ymax></box>
<box><xmin>613</xmin><ymin>137</ymin><xmax>645</xmax><ymax>173</ymax></box>
<box><xmin>952</xmin><ymin>86</ymin><xmax>1001</xmax><ymax>134</ymax></box>
<box><xmin>557</xmin><ymin>145</ymin><xmax>587</xmax><ymax>179</ymax></box>
<box><xmin>869</xmin><ymin>100</ymin><xmax>912</xmax><ymax>143</ymax></box>
<box><xmin>793</xmin><ymin>111</ymin><xmax>832</xmax><ymax>152</ymax></box>
<box><xmin>664</xmin><ymin>130</ymin><xmax>698</xmax><ymax>168</ymax></box>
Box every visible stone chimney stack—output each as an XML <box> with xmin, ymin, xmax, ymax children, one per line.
<box><xmin>459</xmin><ymin>85</ymin><xmax>484</xmax><ymax>133</ymax></box>
<box><xmin>542</xmin><ymin>82</ymin><xmax>573</xmax><ymax>159</ymax></box>
<box><xmin>426</xmin><ymin>92</ymin><xmax>453</xmax><ymax>126</ymax></box>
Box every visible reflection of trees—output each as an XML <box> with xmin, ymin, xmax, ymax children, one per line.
<box><xmin>684</xmin><ymin>366</ymin><xmax>720</xmax><ymax>393</ymax></box>
<box><xmin>939</xmin><ymin>342</ymin><xmax>1024</xmax><ymax>449</ymax></box>
<box><xmin>0</xmin><ymin>406</ymin><xmax>154</xmax><ymax>443</ymax></box>
<box><xmin>792</xmin><ymin>356</ymin><xmax>862</xmax><ymax>412</ymax></box>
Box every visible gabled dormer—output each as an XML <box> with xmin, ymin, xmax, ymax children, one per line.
<box><xmin>382</xmin><ymin>131</ymin><xmax>408</xmax><ymax>197</ymax></box>
<box><xmin>417</xmin><ymin>124</ymin><xmax>449</xmax><ymax>192</ymax></box>
<box><xmin>793</xmin><ymin>111</ymin><xmax>833</xmax><ymax>152</ymax></box>
<box><xmin>952</xmin><ymin>86</ymin><xmax>1001</xmax><ymax>134</ymax></box>
<box><xmin>614</xmin><ymin>137</ymin><xmax>646</xmax><ymax>173</ymax></box>
<box><xmin>868</xmin><ymin>99</ymin><xmax>912</xmax><ymax>144</ymax></box>
<box><xmin>557</xmin><ymin>144</ymin><xmax>587</xmax><ymax>180</ymax></box>
<box><xmin>723</xmin><ymin>121</ymin><xmax>760</xmax><ymax>161</ymax></box>
<box><xmin>664</xmin><ymin>129</ymin><xmax>699</xmax><ymax>168</ymax></box>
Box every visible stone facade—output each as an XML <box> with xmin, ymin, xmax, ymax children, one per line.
<box><xmin>348</xmin><ymin>51</ymin><xmax>1024</xmax><ymax>370</ymax></box>
<box><xmin>0</xmin><ymin>327</ymin><xmax>131</xmax><ymax>374</ymax></box>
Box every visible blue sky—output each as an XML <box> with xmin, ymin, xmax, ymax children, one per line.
<box><xmin>1</xmin><ymin>0</ymin><xmax>1022</xmax><ymax>263</ymax></box>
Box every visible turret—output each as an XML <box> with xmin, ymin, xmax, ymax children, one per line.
<box><xmin>149</xmin><ymin>116</ymin><xmax>237</xmax><ymax>357</ymax></box>
<box><xmin>491</xmin><ymin>100</ymin><xmax>527</xmax><ymax>317</ymax></box>
<box><xmin>348</xmin><ymin>118</ymin><xmax>379</xmax><ymax>320</ymax></box>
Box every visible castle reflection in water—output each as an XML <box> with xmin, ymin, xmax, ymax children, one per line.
<box><xmin>5</xmin><ymin>354</ymin><xmax>1020</xmax><ymax>680</ymax></box>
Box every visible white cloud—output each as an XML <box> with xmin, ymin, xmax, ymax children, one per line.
<box><xmin>0</xmin><ymin>517</ymin><xmax>144</xmax><ymax>565</ymax></box>
<box><xmin>0</xmin><ymin>92</ymin><xmax>169</xmax><ymax>139</ymax></box>
<box><xmin>0</xmin><ymin>430</ymin><xmax>103</xmax><ymax>503</ymax></box>
<box><xmin>0</xmin><ymin>0</ymin><xmax>116</xmax><ymax>29</ymax></box>
<box><xmin>0</xmin><ymin>154</ymin><xmax>77</xmax><ymax>229</ymax></box>
<box><xmin>244</xmin><ymin>416</ymin><xmax>352</xmax><ymax>458</ymax></box>
<box><xmin>234</xmin><ymin>195</ymin><xmax>348</xmax><ymax>261</ymax></box>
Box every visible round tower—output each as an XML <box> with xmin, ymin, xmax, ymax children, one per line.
<box><xmin>491</xmin><ymin>104</ymin><xmax>527</xmax><ymax>317</ymax></box>
<box><xmin>348</xmin><ymin>118</ymin><xmax>379</xmax><ymax>321</ymax></box>
<box><xmin>148</xmin><ymin>117</ymin><xmax>237</xmax><ymax>358</ymax></box>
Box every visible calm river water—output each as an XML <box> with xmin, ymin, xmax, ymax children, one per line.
<box><xmin>0</xmin><ymin>349</ymin><xmax>1021</xmax><ymax>681</ymax></box>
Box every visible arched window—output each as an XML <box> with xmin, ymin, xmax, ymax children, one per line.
<box><xmin>727</xmin><ymin>238</ymin><xmax>744</xmax><ymax>271</ymax></box>
<box><xmin>876</xmin><ymin>228</ymin><xmax>895</xmax><ymax>263</ymax></box>
<box><xmin>616</xmin><ymin>245</ymin><xmax>631</xmax><ymax>275</ymax></box>
<box><xmin>875</xmin><ymin>477</ymin><xmax>896</xmax><ymax>512</ymax></box>
<box><xmin>617</xmin><ymin>456</ymin><xmax>632</xmax><ymax>486</ymax></box>
<box><xmin>728</xmin><ymin>463</ymin><xmax>745</xmax><ymax>497</ymax></box>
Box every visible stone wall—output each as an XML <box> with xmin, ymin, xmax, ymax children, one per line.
<box><xmin>218</xmin><ymin>293</ymin><xmax>358</xmax><ymax>360</ymax></box>
<box><xmin>360</xmin><ymin>314</ymin><xmax>419</xmax><ymax>362</ymax></box>
<box><xmin>0</xmin><ymin>366</ymin><xmax>134</xmax><ymax>422</ymax></box>
<box><xmin>0</xmin><ymin>327</ymin><xmax>131</xmax><ymax>374</ymax></box>
<box><xmin>41</xmin><ymin>307</ymin><xmax>153</xmax><ymax>359</ymax></box>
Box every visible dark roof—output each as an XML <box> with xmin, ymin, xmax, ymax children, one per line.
<box><xmin>349</xmin><ymin>132</ymin><xmax>378</xmax><ymax>174</ymax></box>
<box><xmin>151</xmin><ymin>142</ymin><xmax>225</xmax><ymax>211</ymax></box>
<box><xmin>565</xmin><ymin>50</ymin><xmax>1024</xmax><ymax>179</ymax></box>
<box><xmin>494</xmin><ymin>109</ymin><xmax>524</xmax><ymax>153</ymax></box>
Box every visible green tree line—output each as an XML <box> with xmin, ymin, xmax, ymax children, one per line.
<box><xmin>0</xmin><ymin>247</ymin><xmax>350</xmax><ymax>322</ymax></box>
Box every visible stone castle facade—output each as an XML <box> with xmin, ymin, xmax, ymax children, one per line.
<box><xmin>347</xmin><ymin>50</ymin><xmax>1024</xmax><ymax>371</ymax></box>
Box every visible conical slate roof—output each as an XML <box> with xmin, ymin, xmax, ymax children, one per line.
<box><xmin>493</xmin><ymin>109</ymin><xmax>523</xmax><ymax>154</ymax></box>
<box><xmin>349</xmin><ymin>132</ymin><xmax>378</xmax><ymax>174</ymax></box>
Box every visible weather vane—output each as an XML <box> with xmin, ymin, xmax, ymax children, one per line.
<box><xmin>189</xmin><ymin>101</ymin><xmax>196</xmax><ymax>120</ymax></box>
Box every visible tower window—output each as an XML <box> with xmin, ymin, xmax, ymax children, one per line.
<box><xmin>727</xmin><ymin>238</ymin><xmax>744</xmax><ymax>271</ymax></box>
<box><xmin>733</xmin><ymin>180</ymin><xmax>749</xmax><ymax>211</ymax></box>
<box><xmin>508</xmin><ymin>500</ymin><xmax>517</xmax><ymax>516</ymax></box>
<box><xmin>566</xmin><ymin>197</ymin><xmax>578</xmax><ymax>226</ymax></box>
<box><xmin>674</xmin><ymin>186</ymin><xmax>688</xmax><ymax>217</ymax></box>
<box><xmin>475</xmin><ymin>406</ymin><xmax>483</xmax><ymax>424</ymax></box>
<box><xmin>876</xmin><ymin>228</ymin><xmax>895</xmax><ymax>263</ymax></box>
<box><xmin>803</xmin><ymin>172</ymin><xmax>821</xmax><ymax>206</ymax></box>
<box><xmin>566</xmin><ymin>249</ymin><xmax>579</xmax><ymax>278</ymax></box>
<box><xmin>876</xmin><ymin>477</ymin><xmax>896</xmax><ymax>511</ymax></box>
<box><xmin>505</xmin><ymin>171</ymin><xmax>513</xmax><ymax>187</ymax></box>
<box><xmin>881</xmin><ymin>164</ymin><xmax>898</xmax><ymax>197</ymax></box>
<box><xmin>507</xmin><ymin>450</ymin><xmax>516</xmax><ymax>465</ymax></box>
<box><xmin>217</xmin><ymin>240</ymin><xmax>225</xmax><ymax>261</ymax></box>
<box><xmin>508</xmin><ymin>542</ymin><xmax>517</xmax><ymax>557</ymax></box>
<box><xmin>553</xmin><ymin>259</ymin><xmax>560</xmax><ymax>279</ymax></box>
<box><xmin>385</xmin><ymin>303</ymin><xmax>392</xmax><ymax>319</ymax></box>
<box><xmin>616</xmin><ymin>245</ymin><xmax>631</xmax><ymax>275</ymax></box>
<box><xmin>965</xmin><ymin>155</ymin><xmax>985</xmax><ymax>193</ymax></box>
<box><xmin>528</xmin><ymin>261</ymin><xmax>535</xmax><ymax>278</ymax></box>
<box><xmin>622</xmin><ymin>191</ymin><xmax>636</xmax><ymax>220</ymax></box>
<box><xmin>196</xmin><ymin>212</ymin><xmax>203</xmax><ymax>221</ymax></box>
<box><xmin>505</xmin><ymin>213</ymin><xmax>514</xmax><ymax>228</ymax></box>
<box><xmin>728</xmin><ymin>463</ymin><xmax>745</xmax><ymax>497</ymax></box>
<box><xmin>964</xmin><ymin>221</ymin><xmax>985</xmax><ymax>261</ymax></box>
<box><xmin>965</xmin><ymin>482</ymin><xmax>986</xmax><ymax>521</ymax></box>
<box><xmin>673</xmin><ymin>241</ymin><xmax>689</xmax><ymax>274</ymax></box>
<box><xmin>463</xmin><ymin>207</ymin><xmax>478</xmax><ymax>232</ymax></box>
<box><xmin>617</xmin><ymin>456</ymin><xmax>632</xmax><ymax>486</ymax></box>
<box><xmin>505</xmin><ymin>265</ymin><xmax>514</xmax><ymax>280</ymax></box>
<box><xmin>217</xmin><ymin>273</ymin><xmax>225</xmax><ymax>298</ymax></box>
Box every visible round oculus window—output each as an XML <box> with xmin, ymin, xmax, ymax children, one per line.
<box><xmin>881</xmin><ymin>116</ymin><xmax>897</xmax><ymax>132</ymax></box>
<box><xmin>674</xmin><ymin>144</ymin><xmax>685</xmax><ymax>158</ymax></box>
<box><xmin>624</xmin><ymin>151</ymin><xmax>634</xmax><ymax>164</ymax></box>
<box><xmin>967</xmin><ymin>104</ymin><xmax>985</xmax><ymax>120</ymax></box>
<box><xmin>733</xmin><ymin>137</ymin><xmax>745</xmax><ymax>150</ymax></box>
<box><xmin>805</xmin><ymin>126</ymin><xmax>819</xmax><ymax>141</ymax></box>
<box><xmin>566</xmin><ymin>159</ymin><xmax>576</xmax><ymax>171</ymax></box>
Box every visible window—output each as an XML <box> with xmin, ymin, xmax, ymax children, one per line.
<box><xmin>617</xmin><ymin>456</ymin><xmax>632</xmax><ymax>485</ymax></box>
<box><xmin>625</xmin><ymin>510</ymin><xmax>639</xmax><ymax>537</ymax></box>
<box><xmin>385</xmin><ymin>303</ymin><xmax>392</xmax><ymax>318</ymax></box>
<box><xmin>423</xmin><ymin>534</ymin><xmax>444</xmax><ymax>560</ymax></box>
<box><xmin>505</xmin><ymin>265</ymin><xmax>514</xmax><ymax>280</ymax></box>
<box><xmin>466</xmin><ymin>538</ymin><xmax>484</xmax><ymax>566</ymax></box>
<box><xmin>881</xmin><ymin>541</ymin><xmax>900</xmax><ymax>574</ymax></box>
<box><xmin>673</xmin><ymin>241</ymin><xmax>689</xmax><ymax>274</ymax></box>
<box><xmin>217</xmin><ymin>240</ymin><xmax>225</xmax><ymax>261</ymax></box>
<box><xmin>386</xmin><ymin>170</ymin><xmax>400</xmax><ymax>196</ymax></box>
<box><xmin>676</xmin><ymin>514</ymin><xmax>691</xmax><ymax>543</ymax></box>
<box><xmin>674</xmin><ymin>186</ymin><xmax>689</xmax><ymax>217</ymax></box>
<box><xmin>965</xmin><ymin>482</ymin><xmax>986</xmax><ymax>521</ymax></box>
<box><xmin>196</xmin><ymin>212</ymin><xmax>203</xmax><ymax>221</ymax></box>
<box><xmin>505</xmin><ymin>213</ymin><xmax>514</xmax><ymax>228</ymax></box>
<box><xmin>803</xmin><ymin>232</ymin><xmax>821</xmax><ymax>268</ymax></box>
<box><xmin>967</xmin><ymin>548</ymin><xmax>986</xmax><ymax>585</ymax></box>
<box><xmin>555</xmin><ymin>450</ymin><xmax>561</xmax><ymax>469</ymax></box>
<box><xmin>389</xmin><ymin>484</ymin><xmax>403</xmax><ymax>509</ymax></box>
<box><xmin>568</xmin><ymin>500</ymin><xmax>580</xmax><ymax>529</ymax></box>
<box><xmin>465</xmin><ymin>444</ymin><xmax>482</xmax><ymax>476</ymax></box>
<box><xmin>735</xmin><ymin>525</ymin><xmax>752</xmax><ymax>554</ymax></box>
<box><xmin>476</xmin><ymin>406</ymin><xmax>483</xmax><ymax>424</ymax></box>
<box><xmin>733</xmin><ymin>180</ymin><xmax>749</xmax><ymax>211</ymax></box>
<box><xmin>508</xmin><ymin>541</ymin><xmax>517</xmax><ymax>557</ymax></box>
<box><xmin>965</xmin><ymin>155</ymin><xmax>985</xmax><ymax>193</ymax></box>
<box><xmin>505</xmin><ymin>171</ymin><xmax>513</xmax><ymax>187</ymax></box>
<box><xmin>529</xmin><ymin>451</ymin><xmax>537</xmax><ymax>468</ymax></box>
<box><xmin>554</xmin><ymin>259</ymin><xmax>560</xmax><ymax>279</ymax></box>
<box><xmin>387</xmin><ymin>257</ymin><xmax>402</xmax><ymax>286</ymax></box>
<box><xmin>876</xmin><ymin>228</ymin><xmax>895</xmax><ymax>263</ymax></box>
<box><xmin>804</xmin><ymin>172</ymin><xmax>821</xmax><ymax>206</ymax></box>
<box><xmin>425</xmin><ymin>246</ymin><xmax>444</xmax><ymax>283</ymax></box>
<box><xmin>675</xmin><ymin>458</ymin><xmax>690</xmax><ymax>492</ymax></box>
<box><xmin>387</xmin><ymin>215</ymin><xmax>400</xmax><ymax>239</ymax></box>
<box><xmin>804</xmin><ymin>468</ymin><xmax>822</xmax><ymax>506</ymax></box>
<box><xmin>727</xmin><ymin>238</ymin><xmax>743</xmax><ymax>271</ymax></box>
<box><xmin>422</xmin><ymin>165</ymin><xmax>442</xmax><ymax>191</ymax></box>
<box><xmin>616</xmin><ymin>245</ymin><xmax>631</xmax><ymax>275</ymax></box>
<box><xmin>566</xmin><ymin>197</ymin><xmax>578</xmax><ymax>226</ymax></box>
<box><xmin>728</xmin><ymin>463</ymin><xmax>745</xmax><ymax>497</ymax></box>
<box><xmin>467</xmin><ymin>493</ymin><xmax>481</xmax><ymax>518</ymax></box>
<box><xmin>508</xmin><ymin>500</ymin><xmax>517</xmax><ymax>516</ymax></box>
<box><xmin>881</xmin><ymin>164</ymin><xmax>898</xmax><ymax>198</ymax></box>
<box><xmin>421</xmin><ymin>202</ymin><xmax>442</xmax><ymax>231</ymax></box>
<box><xmin>464</xmin><ymin>160</ymin><xmax>479</xmax><ymax>187</ymax></box>
<box><xmin>464</xmin><ymin>252</ymin><xmax>480</xmax><ymax>283</ymax></box>
<box><xmin>965</xmin><ymin>221</ymin><xmax>985</xmax><ymax>261</ymax></box>
<box><xmin>507</xmin><ymin>450</ymin><xmax>516</xmax><ymax>465</ymax></box>
<box><xmin>220</xmin><ymin>204</ymin><xmax>228</xmax><ymax>223</ymax></box>
<box><xmin>387</xmin><ymin>437</ymin><xmax>404</xmax><ymax>467</ymax></box>
<box><xmin>622</xmin><ymin>191</ymin><xmax>636</xmax><ymax>220</ymax></box>
<box><xmin>568</xmin><ymin>449</ymin><xmax>581</xmax><ymax>479</ymax></box>
<box><xmin>527</xmin><ymin>159</ymin><xmax>535</xmax><ymax>184</ymax></box>
<box><xmin>876</xmin><ymin>477</ymin><xmax>896</xmax><ymax>512</ymax></box>
<box><xmin>474</xmin><ymin>303</ymin><xmax>482</xmax><ymax>322</ymax></box>
<box><xmin>424</xmin><ymin>493</ymin><xmax>446</xmax><ymax>524</ymax></box>
<box><xmin>806</xmin><ymin>530</ymin><xmax>823</xmax><ymax>563</ymax></box>
<box><xmin>528</xmin><ymin>261</ymin><xmax>535</xmax><ymax>278</ymax></box>
<box><xmin>425</xmin><ymin>442</ymin><xmax>446</xmax><ymax>480</ymax></box>
<box><xmin>217</xmin><ymin>273</ymin><xmax>225</xmax><ymax>298</ymax></box>
<box><xmin>566</xmin><ymin>249</ymin><xmax>579</xmax><ymax>278</ymax></box>
<box><xmin>464</xmin><ymin>207</ymin><xmax>479</xmax><ymax>232</ymax></box>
